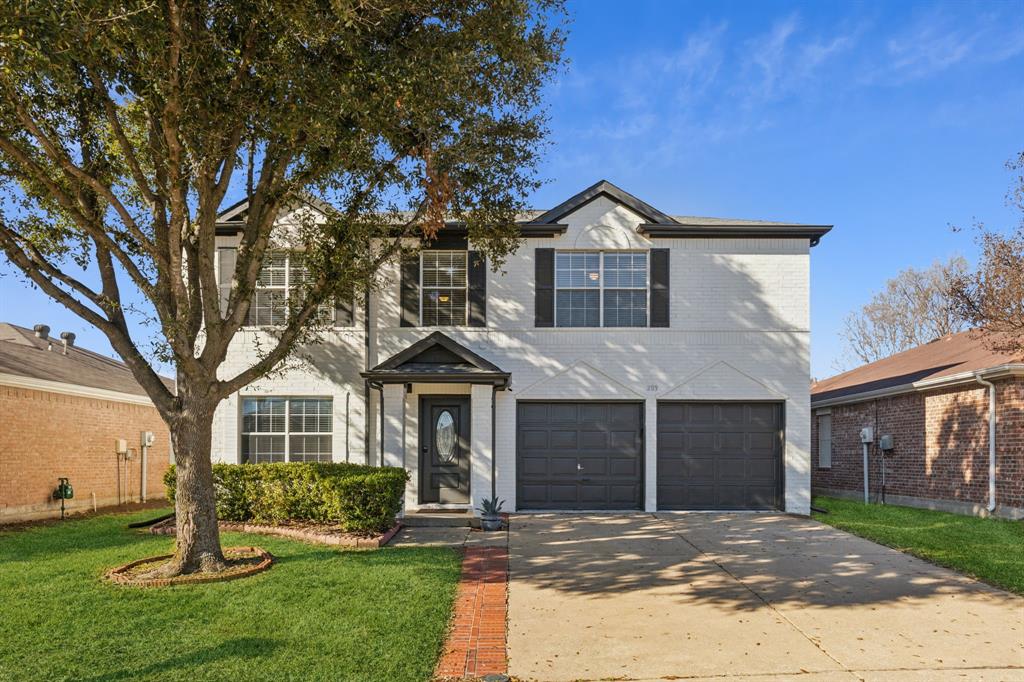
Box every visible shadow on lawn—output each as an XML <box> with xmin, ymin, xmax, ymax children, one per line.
<box><xmin>77</xmin><ymin>637</ymin><xmax>280</xmax><ymax>682</ymax></box>
<box><xmin>0</xmin><ymin>519</ymin><xmax>170</xmax><ymax>564</ymax></box>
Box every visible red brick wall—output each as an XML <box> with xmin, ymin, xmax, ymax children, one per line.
<box><xmin>0</xmin><ymin>385</ymin><xmax>171</xmax><ymax>522</ymax></box>
<box><xmin>811</xmin><ymin>377</ymin><xmax>1024</xmax><ymax>515</ymax></box>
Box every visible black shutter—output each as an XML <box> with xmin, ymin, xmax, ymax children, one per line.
<box><xmin>650</xmin><ymin>248</ymin><xmax>669</xmax><ymax>328</ymax></box>
<box><xmin>217</xmin><ymin>247</ymin><xmax>237</xmax><ymax>318</ymax></box>
<box><xmin>335</xmin><ymin>294</ymin><xmax>354</xmax><ymax>327</ymax></box>
<box><xmin>468</xmin><ymin>251</ymin><xmax>487</xmax><ymax>327</ymax></box>
<box><xmin>535</xmin><ymin>248</ymin><xmax>554</xmax><ymax>327</ymax></box>
<box><xmin>400</xmin><ymin>255</ymin><xmax>420</xmax><ymax>327</ymax></box>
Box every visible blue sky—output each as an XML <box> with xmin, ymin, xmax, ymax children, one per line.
<box><xmin>1</xmin><ymin>0</ymin><xmax>1022</xmax><ymax>379</ymax></box>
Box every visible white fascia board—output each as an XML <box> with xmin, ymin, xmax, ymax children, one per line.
<box><xmin>811</xmin><ymin>364</ymin><xmax>1024</xmax><ymax>409</ymax></box>
<box><xmin>0</xmin><ymin>373</ymin><xmax>155</xmax><ymax>406</ymax></box>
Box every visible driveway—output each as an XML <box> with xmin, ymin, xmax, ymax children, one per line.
<box><xmin>507</xmin><ymin>513</ymin><xmax>1024</xmax><ymax>682</ymax></box>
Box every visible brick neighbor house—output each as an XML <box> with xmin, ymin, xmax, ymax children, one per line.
<box><xmin>811</xmin><ymin>330</ymin><xmax>1023</xmax><ymax>519</ymax></box>
<box><xmin>0</xmin><ymin>322</ymin><xmax>173</xmax><ymax>522</ymax></box>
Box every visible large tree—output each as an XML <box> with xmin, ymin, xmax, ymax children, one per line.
<box><xmin>0</xmin><ymin>0</ymin><xmax>564</xmax><ymax>575</ymax></box>
<box><xmin>838</xmin><ymin>256</ymin><xmax>968</xmax><ymax>369</ymax></box>
<box><xmin>948</xmin><ymin>152</ymin><xmax>1024</xmax><ymax>356</ymax></box>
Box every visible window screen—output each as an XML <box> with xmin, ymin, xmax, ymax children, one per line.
<box><xmin>555</xmin><ymin>252</ymin><xmax>600</xmax><ymax>327</ymax></box>
<box><xmin>421</xmin><ymin>251</ymin><xmax>468</xmax><ymax>326</ymax></box>
<box><xmin>241</xmin><ymin>397</ymin><xmax>332</xmax><ymax>463</ymax></box>
<box><xmin>554</xmin><ymin>251</ymin><xmax>647</xmax><ymax>327</ymax></box>
<box><xmin>247</xmin><ymin>253</ymin><xmax>333</xmax><ymax>327</ymax></box>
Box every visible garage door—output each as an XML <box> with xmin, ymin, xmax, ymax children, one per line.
<box><xmin>657</xmin><ymin>402</ymin><xmax>782</xmax><ymax>510</ymax></box>
<box><xmin>517</xmin><ymin>402</ymin><xmax>643</xmax><ymax>510</ymax></box>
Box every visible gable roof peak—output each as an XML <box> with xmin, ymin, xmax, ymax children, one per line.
<box><xmin>531</xmin><ymin>179</ymin><xmax>679</xmax><ymax>226</ymax></box>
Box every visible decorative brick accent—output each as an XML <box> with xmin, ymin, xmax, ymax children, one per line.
<box><xmin>152</xmin><ymin>519</ymin><xmax>402</xmax><ymax>548</ymax></box>
<box><xmin>435</xmin><ymin>547</ymin><xmax>508</xmax><ymax>680</ymax></box>
<box><xmin>812</xmin><ymin>376</ymin><xmax>1024</xmax><ymax>515</ymax></box>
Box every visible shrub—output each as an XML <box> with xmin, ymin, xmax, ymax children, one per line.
<box><xmin>163</xmin><ymin>462</ymin><xmax>408</xmax><ymax>534</ymax></box>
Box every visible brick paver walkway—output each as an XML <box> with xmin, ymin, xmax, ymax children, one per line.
<box><xmin>435</xmin><ymin>546</ymin><xmax>509</xmax><ymax>679</ymax></box>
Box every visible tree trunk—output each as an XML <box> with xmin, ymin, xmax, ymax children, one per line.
<box><xmin>168</xmin><ymin>408</ymin><xmax>225</xmax><ymax>574</ymax></box>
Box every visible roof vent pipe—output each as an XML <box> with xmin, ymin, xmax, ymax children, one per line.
<box><xmin>59</xmin><ymin>331</ymin><xmax>76</xmax><ymax>355</ymax></box>
<box><xmin>33</xmin><ymin>324</ymin><xmax>50</xmax><ymax>340</ymax></box>
<box><xmin>974</xmin><ymin>374</ymin><xmax>998</xmax><ymax>514</ymax></box>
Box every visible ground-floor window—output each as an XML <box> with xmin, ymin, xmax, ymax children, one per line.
<box><xmin>241</xmin><ymin>397</ymin><xmax>333</xmax><ymax>463</ymax></box>
<box><xmin>817</xmin><ymin>412</ymin><xmax>832</xmax><ymax>468</ymax></box>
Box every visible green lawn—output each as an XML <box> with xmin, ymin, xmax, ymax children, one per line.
<box><xmin>812</xmin><ymin>496</ymin><xmax>1024</xmax><ymax>595</ymax></box>
<box><xmin>0</xmin><ymin>509</ymin><xmax>460</xmax><ymax>682</ymax></box>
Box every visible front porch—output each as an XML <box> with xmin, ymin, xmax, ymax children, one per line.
<box><xmin>362</xmin><ymin>332</ymin><xmax>510</xmax><ymax>516</ymax></box>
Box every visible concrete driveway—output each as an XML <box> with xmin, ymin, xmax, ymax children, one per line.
<box><xmin>507</xmin><ymin>513</ymin><xmax>1024</xmax><ymax>682</ymax></box>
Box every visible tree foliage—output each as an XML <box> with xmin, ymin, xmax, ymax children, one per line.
<box><xmin>0</xmin><ymin>0</ymin><xmax>565</xmax><ymax>573</ymax></box>
<box><xmin>838</xmin><ymin>256</ymin><xmax>968</xmax><ymax>368</ymax></box>
<box><xmin>948</xmin><ymin>151</ymin><xmax>1024</xmax><ymax>356</ymax></box>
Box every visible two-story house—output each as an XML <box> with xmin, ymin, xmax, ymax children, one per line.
<box><xmin>212</xmin><ymin>181</ymin><xmax>830</xmax><ymax>516</ymax></box>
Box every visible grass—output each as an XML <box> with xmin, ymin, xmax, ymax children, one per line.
<box><xmin>812</xmin><ymin>496</ymin><xmax>1024</xmax><ymax>595</ymax></box>
<box><xmin>0</xmin><ymin>508</ymin><xmax>460</xmax><ymax>682</ymax></box>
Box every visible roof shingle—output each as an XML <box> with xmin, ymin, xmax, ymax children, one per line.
<box><xmin>0</xmin><ymin>323</ymin><xmax>173</xmax><ymax>398</ymax></box>
<box><xmin>811</xmin><ymin>330</ymin><xmax>1024</xmax><ymax>404</ymax></box>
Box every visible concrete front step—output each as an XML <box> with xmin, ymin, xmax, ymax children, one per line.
<box><xmin>402</xmin><ymin>510</ymin><xmax>476</xmax><ymax>528</ymax></box>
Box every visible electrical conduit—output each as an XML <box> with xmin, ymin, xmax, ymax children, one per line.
<box><xmin>974</xmin><ymin>373</ymin><xmax>998</xmax><ymax>514</ymax></box>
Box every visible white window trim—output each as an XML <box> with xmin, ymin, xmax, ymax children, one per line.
<box><xmin>817</xmin><ymin>413</ymin><xmax>832</xmax><ymax>469</ymax></box>
<box><xmin>554</xmin><ymin>250</ymin><xmax>650</xmax><ymax>328</ymax></box>
<box><xmin>243</xmin><ymin>251</ymin><xmax>335</xmax><ymax>328</ymax></box>
<box><xmin>240</xmin><ymin>396</ymin><xmax>334</xmax><ymax>463</ymax></box>
<box><xmin>419</xmin><ymin>250</ymin><xmax>469</xmax><ymax>327</ymax></box>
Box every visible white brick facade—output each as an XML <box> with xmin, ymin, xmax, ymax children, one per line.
<box><xmin>213</xmin><ymin>193</ymin><xmax>816</xmax><ymax>515</ymax></box>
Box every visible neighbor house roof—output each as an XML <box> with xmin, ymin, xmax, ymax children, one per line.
<box><xmin>215</xmin><ymin>180</ymin><xmax>832</xmax><ymax>245</ymax></box>
<box><xmin>811</xmin><ymin>330</ymin><xmax>1024</xmax><ymax>407</ymax></box>
<box><xmin>0</xmin><ymin>322</ymin><xmax>174</xmax><ymax>400</ymax></box>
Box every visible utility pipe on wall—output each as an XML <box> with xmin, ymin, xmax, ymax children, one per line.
<box><xmin>140</xmin><ymin>444</ymin><xmax>148</xmax><ymax>503</ymax></box>
<box><xmin>974</xmin><ymin>374</ymin><xmax>997</xmax><ymax>514</ymax></box>
<box><xmin>862</xmin><ymin>442</ymin><xmax>869</xmax><ymax>504</ymax></box>
<box><xmin>491</xmin><ymin>385</ymin><xmax>497</xmax><ymax>503</ymax></box>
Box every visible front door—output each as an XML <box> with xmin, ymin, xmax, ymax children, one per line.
<box><xmin>419</xmin><ymin>396</ymin><xmax>471</xmax><ymax>504</ymax></box>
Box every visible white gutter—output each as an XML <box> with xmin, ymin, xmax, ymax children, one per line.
<box><xmin>974</xmin><ymin>374</ymin><xmax>998</xmax><ymax>514</ymax></box>
<box><xmin>812</xmin><ymin>364</ymin><xmax>1024</xmax><ymax>409</ymax></box>
<box><xmin>0</xmin><ymin>372</ymin><xmax>155</xmax><ymax>406</ymax></box>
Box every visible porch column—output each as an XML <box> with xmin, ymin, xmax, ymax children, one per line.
<box><xmin>644</xmin><ymin>396</ymin><xmax>657</xmax><ymax>512</ymax></box>
<box><xmin>381</xmin><ymin>383</ymin><xmax>406</xmax><ymax>469</ymax></box>
<box><xmin>469</xmin><ymin>384</ymin><xmax>494</xmax><ymax>515</ymax></box>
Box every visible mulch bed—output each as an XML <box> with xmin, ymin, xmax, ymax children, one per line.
<box><xmin>1</xmin><ymin>501</ymin><xmax>169</xmax><ymax>532</ymax></box>
<box><xmin>150</xmin><ymin>517</ymin><xmax>402</xmax><ymax>548</ymax></box>
<box><xmin>106</xmin><ymin>546</ymin><xmax>273</xmax><ymax>587</ymax></box>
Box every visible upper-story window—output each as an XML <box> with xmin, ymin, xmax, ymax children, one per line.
<box><xmin>421</xmin><ymin>251</ymin><xmax>467</xmax><ymax>326</ymax></box>
<box><xmin>555</xmin><ymin>251</ymin><xmax>648</xmax><ymax>327</ymax></box>
<box><xmin>247</xmin><ymin>252</ymin><xmax>333</xmax><ymax>327</ymax></box>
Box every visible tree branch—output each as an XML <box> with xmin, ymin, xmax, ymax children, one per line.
<box><xmin>0</xmin><ymin>134</ymin><xmax>154</xmax><ymax>295</ymax></box>
<box><xmin>0</xmin><ymin>224</ymin><xmax>176</xmax><ymax>414</ymax></box>
<box><xmin>10</xmin><ymin>97</ymin><xmax>155</xmax><ymax>254</ymax></box>
<box><xmin>83</xmin><ymin>65</ymin><xmax>158</xmax><ymax>207</ymax></box>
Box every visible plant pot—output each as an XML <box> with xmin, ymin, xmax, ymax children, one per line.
<box><xmin>480</xmin><ymin>515</ymin><xmax>503</xmax><ymax>531</ymax></box>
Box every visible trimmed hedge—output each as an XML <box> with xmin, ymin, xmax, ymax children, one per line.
<box><xmin>163</xmin><ymin>462</ymin><xmax>408</xmax><ymax>535</ymax></box>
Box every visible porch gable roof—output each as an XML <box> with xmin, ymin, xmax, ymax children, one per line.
<box><xmin>361</xmin><ymin>331</ymin><xmax>510</xmax><ymax>387</ymax></box>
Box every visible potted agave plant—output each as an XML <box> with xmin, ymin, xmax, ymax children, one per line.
<box><xmin>477</xmin><ymin>497</ymin><xmax>505</xmax><ymax>532</ymax></box>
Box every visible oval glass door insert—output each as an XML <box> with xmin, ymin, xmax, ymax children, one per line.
<box><xmin>435</xmin><ymin>410</ymin><xmax>456</xmax><ymax>462</ymax></box>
